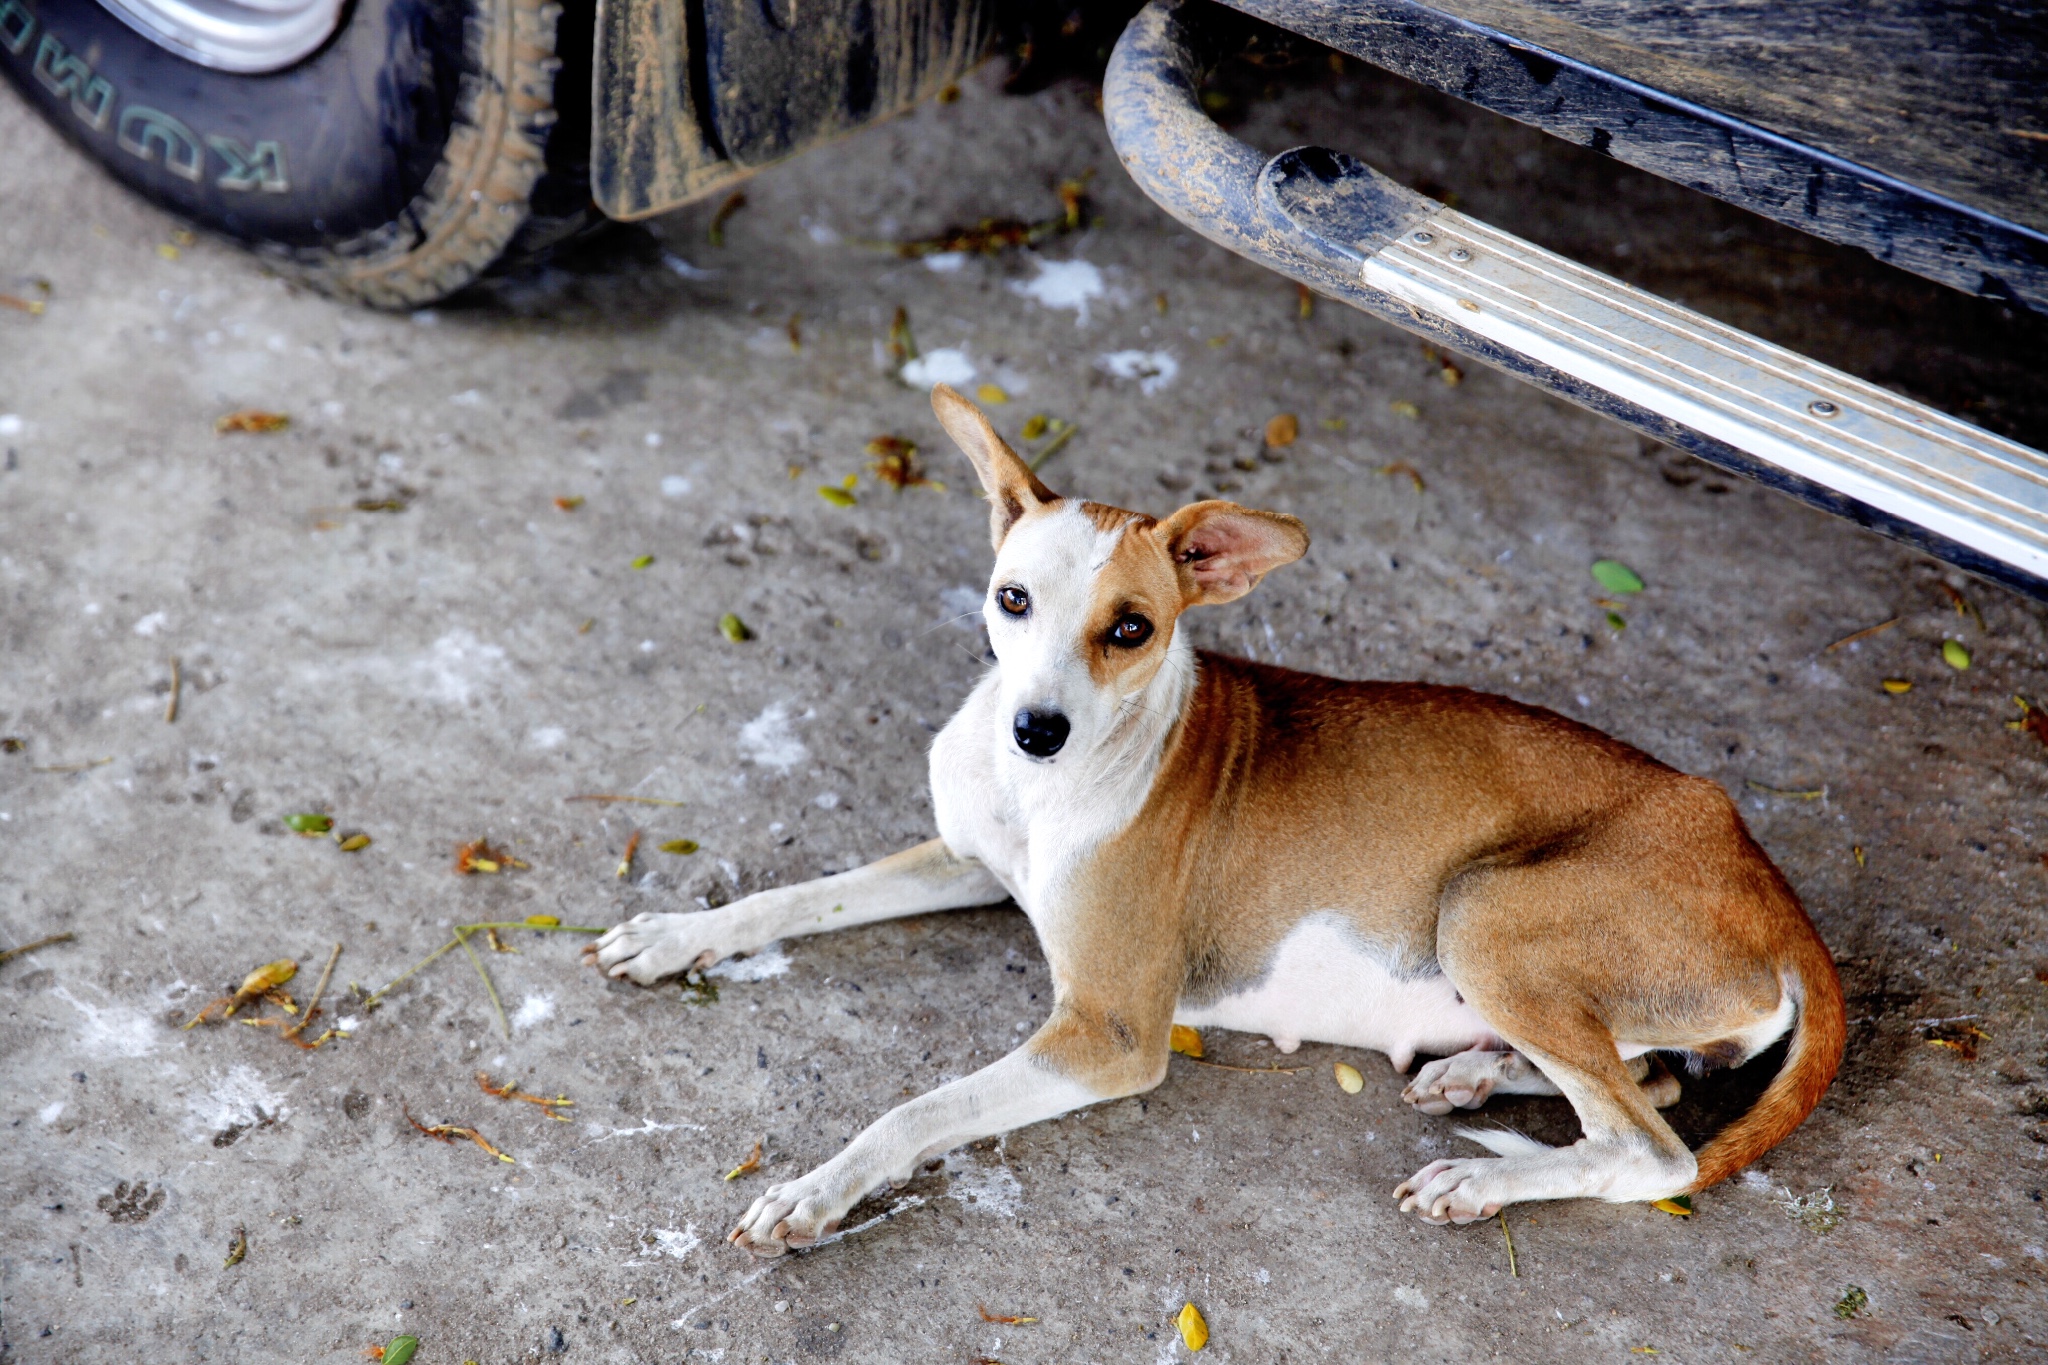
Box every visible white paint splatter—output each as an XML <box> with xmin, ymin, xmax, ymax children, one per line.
<box><xmin>0</xmin><ymin>414</ymin><xmax>22</xmax><ymax>436</ymax></box>
<box><xmin>38</xmin><ymin>1101</ymin><xmax>65</xmax><ymax>1124</ymax></box>
<box><xmin>939</xmin><ymin>584</ymin><xmax>985</xmax><ymax>629</ymax></box>
<box><xmin>1096</xmin><ymin>349</ymin><xmax>1179</xmax><ymax>395</ymax></box>
<box><xmin>705</xmin><ymin>944</ymin><xmax>791</xmax><ymax>982</ymax></box>
<box><xmin>804</xmin><ymin>220</ymin><xmax>840</xmax><ymax>245</ymax></box>
<box><xmin>512</xmin><ymin>993</ymin><xmax>555</xmax><ymax>1030</ymax></box>
<box><xmin>450</xmin><ymin>389</ymin><xmax>484</xmax><ymax>407</ymax></box>
<box><xmin>812</xmin><ymin>791</ymin><xmax>840</xmax><ymax>810</ymax></box>
<box><xmin>337</xmin><ymin>1015</ymin><xmax>363</xmax><ymax>1033</ymax></box>
<box><xmin>50</xmin><ymin>986</ymin><xmax>158</xmax><ymax>1058</ymax></box>
<box><xmin>944</xmin><ymin>1148</ymin><xmax>1024</xmax><ymax>1217</ymax></box>
<box><xmin>587</xmin><ymin>1118</ymin><xmax>707</xmax><ymax>1141</ymax></box>
<box><xmin>529</xmin><ymin>726</ymin><xmax>566</xmax><ymax>749</ymax></box>
<box><xmin>185</xmin><ymin>1063</ymin><xmax>290</xmax><ymax>1141</ymax></box>
<box><xmin>1393</xmin><ymin>1285</ymin><xmax>1429</xmax><ymax>1310</ymax></box>
<box><xmin>737</xmin><ymin>703</ymin><xmax>808</xmax><ymax>771</ymax></box>
<box><xmin>132</xmin><ymin>611</ymin><xmax>168</xmax><ymax>637</ymax></box>
<box><xmin>661</xmin><ymin>474</ymin><xmax>692</xmax><ymax>497</ymax></box>
<box><xmin>923</xmin><ymin>252</ymin><xmax>968</xmax><ymax>273</ymax></box>
<box><xmin>1009</xmin><ymin>258</ymin><xmax>1104</xmax><ymax>324</ymax></box>
<box><xmin>417</xmin><ymin>630</ymin><xmax>508</xmax><ymax>705</ymax></box>
<box><xmin>901</xmin><ymin>347</ymin><xmax>976</xmax><ymax>388</ymax></box>
<box><xmin>653</xmin><ymin>1224</ymin><xmax>700</xmax><ymax>1259</ymax></box>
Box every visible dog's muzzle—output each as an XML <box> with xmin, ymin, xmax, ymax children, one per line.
<box><xmin>1012</xmin><ymin>708</ymin><xmax>1070</xmax><ymax>759</ymax></box>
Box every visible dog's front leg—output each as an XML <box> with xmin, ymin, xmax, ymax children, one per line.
<box><xmin>729</xmin><ymin>996</ymin><xmax>1169</xmax><ymax>1257</ymax></box>
<box><xmin>587</xmin><ymin>838</ymin><xmax>1005</xmax><ymax>984</ymax></box>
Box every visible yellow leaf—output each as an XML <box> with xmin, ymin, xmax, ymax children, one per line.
<box><xmin>1264</xmin><ymin>413</ymin><xmax>1299</xmax><ymax>449</ymax></box>
<box><xmin>1169</xmin><ymin>1024</ymin><xmax>1204</xmax><ymax>1058</ymax></box>
<box><xmin>1388</xmin><ymin>399</ymin><xmax>1420</xmax><ymax>420</ymax></box>
<box><xmin>817</xmin><ymin>485</ymin><xmax>858</xmax><ymax>507</ymax></box>
<box><xmin>658</xmin><ymin>839</ymin><xmax>700</xmax><ymax>855</ymax></box>
<box><xmin>214</xmin><ymin>409</ymin><xmax>289</xmax><ymax>434</ymax></box>
<box><xmin>336</xmin><ymin>833</ymin><xmax>372</xmax><ymax>853</ymax></box>
<box><xmin>1333</xmin><ymin>1062</ymin><xmax>1364</xmax><ymax>1094</ymax></box>
<box><xmin>1020</xmin><ymin>414</ymin><xmax>1049</xmax><ymax>441</ymax></box>
<box><xmin>524</xmin><ymin>914</ymin><xmax>560</xmax><ymax>927</ymax></box>
<box><xmin>1176</xmin><ymin>1302</ymin><xmax>1208</xmax><ymax>1351</ymax></box>
<box><xmin>1651</xmin><ymin>1196</ymin><xmax>1693</xmax><ymax>1217</ymax></box>
<box><xmin>1880</xmin><ymin>678</ymin><xmax>1912</xmax><ymax>694</ymax></box>
<box><xmin>976</xmin><ymin>384</ymin><xmax>1010</xmax><ymax>405</ymax></box>
<box><xmin>1941</xmin><ymin>639</ymin><xmax>1970</xmax><ymax>670</ymax></box>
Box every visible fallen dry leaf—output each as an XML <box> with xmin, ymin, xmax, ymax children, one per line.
<box><xmin>215</xmin><ymin>409</ymin><xmax>289</xmax><ymax>434</ymax></box>
<box><xmin>553</xmin><ymin>495</ymin><xmax>585</xmax><ymax>511</ymax></box>
<box><xmin>477</xmin><ymin>1071</ymin><xmax>574</xmax><ymax>1119</ymax></box>
<box><xmin>2009</xmin><ymin>696</ymin><xmax>2048</xmax><ymax>748</ymax></box>
<box><xmin>1388</xmin><ymin>399</ymin><xmax>1420</xmax><ymax>420</ymax></box>
<box><xmin>455</xmin><ymin>839</ymin><xmax>527</xmax><ymax>875</ymax></box>
<box><xmin>866</xmin><ymin>436</ymin><xmax>941</xmax><ymax>490</ymax></box>
<box><xmin>1651</xmin><ymin>1195</ymin><xmax>1693</xmax><ymax>1217</ymax></box>
<box><xmin>724</xmin><ymin>1138</ymin><xmax>764</xmax><ymax>1181</ymax></box>
<box><xmin>1380</xmin><ymin>461</ymin><xmax>1425</xmax><ymax>492</ymax></box>
<box><xmin>1333</xmin><ymin>1062</ymin><xmax>1364</xmax><ymax>1093</ymax></box>
<box><xmin>336</xmin><ymin>832</ymin><xmax>372</xmax><ymax>852</ymax></box>
<box><xmin>1881</xmin><ymin>679</ymin><xmax>1912</xmax><ymax>695</ymax></box>
<box><xmin>1169</xmin><ymin>1024</ymin><xmax>1204</xmax><ymax>1058</ymax></box>
<box><xmin>720</xmin><ymin>613</ymin><xmax>753</xmax><ymax>642</ymax></box>
<box><xmin>183</xmin><ymin>959</ymin><xmax>298</xmax><ymax>1028</ymax></box>
<box><xmin>405</xmin><ymin>1105</ymin><xmax>514</xmax><ymax>1163</ymax></box>
<box><xmin>1176</xmin><ymin>1302</ymin><xmax>1208</xmax><ymax>1351</ymax></box>
<box><xmin>978</xmin><ymin>1305</ymin><xmax>1040</xmax><ymax>1325</ymax></box>
<box><xmin>659</xmin><ymin>839</ymin><xmax>700</xmax><ymax>855</ymax></box>
<box><xmin>1264</xmin><ymin>413</ymin><xmax>1299</xmax><ymax>449</ymax></box>
<box><xmin>976</xmin><ymin>384</ymin><xmax>1010</xmax><ymax>405</ymax></box>
<box><xmin>617</xmin><ymin>829</ymin><xmax>641</xmax><ymax>880</ymax></box>
<box><xmin>224</xmin><ymin>1226</ymin><xmax>248</xmax><ymax>1267</ymax></box>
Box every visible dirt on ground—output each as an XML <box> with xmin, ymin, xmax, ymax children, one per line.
<box><xmin>3</xmin><ymin>36</ymin><xmax>2047</xmax><ymax>1365</ymax></box>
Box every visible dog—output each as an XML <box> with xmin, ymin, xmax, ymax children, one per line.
<box><xmin>585</xmin><ymin>383</ymin><xmax>1845</xmax><ymax>1255</ymax></box>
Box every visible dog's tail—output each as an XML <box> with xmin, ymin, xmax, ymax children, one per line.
<box><xmin>1686</xmin><ymin>928</ymin><xmax>1845</xmax><ymax>1193</ymax></box>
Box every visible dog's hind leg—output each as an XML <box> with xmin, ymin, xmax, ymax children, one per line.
<box><xmin>587</xmin><ymin>838</ymin><xmax>1005</xmax><ymax>984</ymax></box>
<box><xmin>1403</xmin><ymin>1048</ymin><xmax>1680</xmax><ymax>1115</ymax></box>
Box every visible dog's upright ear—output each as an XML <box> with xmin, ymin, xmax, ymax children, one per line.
<box><xmin>1159</xmin><ymin>501</ymin><xmax>1309</xmax><ymax>606</ymax></box>
<box><xmin>931</xmin><ymin>383</ymin><xmax>1058</xmax><ymax>548</ymax></box>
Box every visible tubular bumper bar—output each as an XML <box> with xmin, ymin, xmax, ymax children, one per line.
<box><xmin>1102</xmin><ymin>0</ymin><xmax>2048</xmax><ymax>600</ymax></box>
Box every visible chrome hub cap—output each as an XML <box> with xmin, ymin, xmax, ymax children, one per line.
<box><xmin>96</xmin><ymin>0</ymin><xmax>346</xmax><ymax>73</ymax></box>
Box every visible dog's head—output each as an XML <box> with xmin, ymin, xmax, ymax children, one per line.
<box><xmin>932</xmin><ymin>383</ymin><xmax>1308</xmax><ymax>763</ymax></box>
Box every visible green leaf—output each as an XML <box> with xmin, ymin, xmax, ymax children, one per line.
<box><xmin>658</xmin><ymin>839</ymin><xmax>700</xmax><ymax>855</ymax></box>
<box><xmin>719</xmin><ymin>613</ymin><xmax>753</xmax><ymax>643</ymax></box>
<box><xmin>817</xmin><ymin>485</ymin><xmax>857</xmax><ymax>507</ymax></box>
<box><xmin>1941</xmin><ymin>639</ymin><xmax>1971</xmax><ymax>670</ymax></box>
<box><xmin>383</xmin><ymin>1337</ymin><xmax>420</xmax><ymax>1365</ymax></box>
<box><xmin>1606</xmin><ymin>611</ymin><xmax>1627</xmax><ymax>631</ymax></box>
<box><xmin>1591</xmin><ymin>559</ymin><xmax>1645</xmax><ymax>594</ymax></box>
<box><xmin>284</xmin><ymin>812</ymin><xmax>333</xmax><ymax>836</ymax></box>
<box><xmin>630</xmin><ymin>554</ymin><xmax>654</xmax><ymax>570</ymax></box>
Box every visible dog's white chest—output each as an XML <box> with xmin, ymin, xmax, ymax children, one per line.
<box><xmin>1173</xmin><ymin>918</ymin><xmax>1497</xmax><ymax>1072</ymax></box>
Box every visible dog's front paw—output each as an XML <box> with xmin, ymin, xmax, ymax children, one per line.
<box><xmin>728</xmin><ymin>1170</ymin><xmax>848</xmax><ymax>1258</ymax></box>
<box><xmin>1402</xmin><ymin>1051</ymin><xmax>1511</xmax><ymax>1116</ymax></box>
<box><xmin>1394</xmin><ymin>1158</ymin><xmax>1508</xmax><ymax>1225</ymax></box>
<box><xmin>584</xmin><ymin>911</ymin><xmax>728</xmax><ymax>985</ymax></box>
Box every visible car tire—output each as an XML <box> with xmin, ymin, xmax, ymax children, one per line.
<box><xmin>0</xmin><ymin>0</ymin><xmax>595</xmax><ymax>307</ymax></box>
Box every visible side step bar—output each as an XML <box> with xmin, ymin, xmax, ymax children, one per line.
<box><xmin>1102</xmin><ymin>0</ymin><xmax>2048</xmax><ymax>600</ymax></box>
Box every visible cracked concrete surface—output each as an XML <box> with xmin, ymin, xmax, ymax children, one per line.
<box><xmin>5</xmin><ymin>43</ymin><xmax>2048</xmax><ymax>1365</ymax></box>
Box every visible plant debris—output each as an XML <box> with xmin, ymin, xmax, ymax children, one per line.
<box><xmin>1020</xmin><ymin>414</ymin><xmax>1048</xmax><ymax>441</ymax></box>
<box><xmin>1296</xmin><ymin>282</ymin><xmax>1314</xmax><ymax>319</ymax></box>
<box><xmin>215</xmin><ymin>409</ymin><xmax>289</xmax><ymax>434</ymax></box>
<box><xmin>285</xmin><ymin>812</ymin><xmax>333</xmax><ymax>836</ymax></box>
<box><xmin>1264</xmin><ymin>413</ymin><xmax>1299</xmax><ymax>449</ymax></box>
<box><xmin>183</xmin><ymin>959</ymin><xmax>298</xmax><ymax>1028</ymax></box>
<box><xmin>369</xmin><ymin>1338</ymin><xmax>419</xmax><ymax>1365</ymax></box>
<box><xmin>1420</xmin><ymin>343</ymin><xmax>1464</xmax><ymax>386</ymax></box>
<box><xmin>353</xmin><ymin>497</ymin><xmax>408</xmax><ymax>513</ymax></box>
<box><xmin>1651</xmin><ymin>1193</ymin><xmax>1693</xmax><ymax>1217</ymax></box>
<box><xmin>477</xmin><ymin>1071</ymin><xmax>573</xmax><ymax>1120</ymax></box>
<box><xmin>708</xmin><ymin>190</ymin><xmax>748</xmax><ymax>247</ymax></box>
<box><xmin>631</xmin><ymin>554</ymin><xmax>655</xmax><ymax>570</ymax></box>
<box><xmin>1591</xmin><ymin>560</ymin><xmax>1645</xmax><ymax>594</ymax></box>
<box><xmin>0</xmin><ymin>931</ymin><xmax>75</xmax><ymax>967</ymax></box>
<box><xmin>456</xmin><ymin>839</ymin><xmax>527</xmax><ymax>875</ymax></box>
<box><xmin>617</xmin><ymin>829</ymin><xmax>641</xmax><ymax>880</ymax></box>
<box><xmin>31</xmin><ymin>755</ymin><xmax>112</xmax><ymax>773</ymax></box>
<box><xmin>1169</xmin><ymin>1024</ymin><xmax>1204</xmax><ymax>1058</ymax></box>
<box><xmin>1745</xmin><ymin>780</ymin><xmax>1825</xmax><ymax>800</ymax></box>
<box><xmin>1176</xmin><ymin>1302</ymin><xmax>1208</xmax><ymax>1351</ymax></box>
<box><xmin>720</xmin><ymin>612</ymin><xmax>754</xmax><ymax>642</ymax></box>
<box><xmin>0</xmin><ymin>736</ymin><xmax>22</xmax><ymax>752</ymax></box>
<box><xmin>979</xmin><ymin>1305</ymin><xmax>1039</xmax><ymax>1325</ymax></box>
<box><xmin>1942</xmin><ymin>639</ymin><xmax>1971</xmax><ymax>670</ymax></box>
<box><xmin>336</xmin><ymin>832</ymin><xmax>372</xmax><ymax>852</ymax></box>
<box><xmin>659</xmin><ymin>839</ymin><xmax>700</xmax><ymax>855</ymax></box>
<box><xmin>568</xmin><ymin>793</ymin><xmax>688</xmax><ymax>807</ymax></box>
<box><xmin>282</xmin><ymin>943</ymin><xmax>346</xmax><ymax>1049</ymax></box>
<box><xmin>224</xmin><ymin>1226</ymin><xmax>248</xmax><ymax>1268</ymax></box>
<box><xmin>2009</xmin><ymin>696</ymin><xmax>2048</xmax><ymax>748</ymax></box>
<box><xmin>1773</xmin><ymin>1185</ymin><xmax>1839</xmax><ymax>1233</ymax></box>
<box><xmin>0</xmin><ymin>290</ymin><xmax>46</xmax><ymax>316</ymax></box>
<box><xmin>1499</xmin><ymin>1210</ymin><xmax>1518</xmax><ymax>1275</ymax></box>
<box><xmin>1925</xmin><ymin>1020</ymin><xmax>1989</xmax><ymax>1060</ymax></box>
<box><xmin>165</xmin><ymin>656</ymin><xmax>181</xmax><ymax>723</ymax></box>
<box><xmin>1333</xmin><ymin>1062</ymin><xmax>1364</xmax><ymax>1093</ymax></box>
<box><xmin>1824</xmin><ymin>617</ymin><xmax>1899</xmax><ymax>652</ymax></box>
<box><xmin>890</xmin><ymin>179</ymin><xmax>1086</xmax><ymax>257</ymax></box>
<box><xmin>553</xmin><ymin>495</ymin><xmax>585</xmax><ymax>511</ymax></box>
<box><xmin>724</xmin><ymin>1138</ymin><xmax>764</xmax><ymax>1181</ymax></box>
<box><xmin>887</xmin><ymin>306</ymin><xmax>918</xmax><ymax>364</ymax></box>
<box><xmin>866</xmin><ymin>436</ymin><xmax>942</xmax><ymax>490</ymax></box>
<box><xmin>818</xmin><ymin>473</ymin><xmax>859</xmax><ymax>507</ymax></box>
<box><xmin>1881</xmin><ymin>678</ymin><xmax>1912</xmax><ymax>695</ymax></box>
<box><xmin>405</xmin><ymin>1104</ymin><xmax>514</xmax><ymax>1163</ymax></box>
<box><xmin>1936</xmin><ymin>581</ymin><xmax>1985</xmax><ymax>630</ymax></box>
<box><xmin>1387</xmin><ymin>399</ymin><xmax>1420</xmax><ymax>420</ymax></box>
<box><xmin>1833</xmin><ymin>1286</ymin><xmax>1868</xmax><ymax>1319</ymax></box>
<box><xmin>1024</xmin><ymin>418</ymin><xmax>1076</xmax><ymax>471</ymax></box>
<box><xmin>976</xmin><ymin>384</ymin><xmax>1010</xmax><ymax>405</ymax></box>
<box><xmin>358</xmin><ymin>918</ymin><xmax>602</xmax><ymax>1035</ymax></box>
<box><xmin>1380</xmin><ymin>461</ymin><xmax>1425</xmax><ymax>492</ymax></box>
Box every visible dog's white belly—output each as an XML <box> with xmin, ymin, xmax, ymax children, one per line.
<box><xmin>1173</xmin><ymin>918</ymin><xmax>1498</xmax><ymax>1072</ymax></box>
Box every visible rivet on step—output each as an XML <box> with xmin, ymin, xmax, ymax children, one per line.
<box><xmin>1449</xmin><ymin>247</ymin><xmax>1472</xmax><ymax>263</ymax></box>
<box><xmin>1808</xmin><ymin>399</ymin><xmax>1841</xmax><ymax>418</ymax></box>
<box><xmin>1411</xmin><ymin>230</ymin><xmax>1435</xmax><ymax>245</ymax></box>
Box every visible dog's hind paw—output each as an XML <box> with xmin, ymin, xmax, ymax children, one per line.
<box><xmin>583</xmin><ymin>911</ymin><xmax>728</xmax><ymax>985</ymax></box>
<box><xmin>1394</xmin><ymin>1157</ymin><xmax>1509</xmax><ymax>1225</ymax></box>
<box><xmin>1401</xmin><ymin>1049</ymin><xmax>1523</xmax><ymax>1115</ymax></box>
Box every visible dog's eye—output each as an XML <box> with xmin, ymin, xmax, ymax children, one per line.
<box><xmin>996</xmin><ymin>585</ymin><xmax>1030</xmax><ymax>616</ymax></box>
<box><xmin>1109</xmin><ymin>613</ymin><xmax>1153</xmax><ymax>647</ymax></box>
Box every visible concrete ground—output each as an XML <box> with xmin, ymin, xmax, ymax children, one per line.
<box><xmin>5</xmin><ymin>36</ymin><xmax>2048</xmax><ymax>1365</ymax></box>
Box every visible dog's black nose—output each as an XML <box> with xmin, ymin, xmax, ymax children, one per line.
<box><xmin>1012</xmin><ymin>708</ymin><xmax>1070</xmax><ymax>758</ymax></box>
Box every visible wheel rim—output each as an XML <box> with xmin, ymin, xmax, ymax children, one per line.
<box><xmin>95</xmin><ymin>0</ymin><xmax>346</xmax><ymax>72</ymax></box>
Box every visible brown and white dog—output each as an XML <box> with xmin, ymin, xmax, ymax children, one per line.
<box><xmin>586</xmin><ymin>383</ymin><xmax>1845</xmax><ymax>1255</ymax></box>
